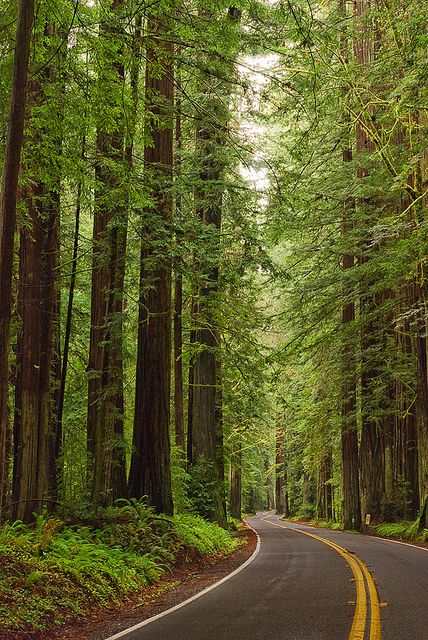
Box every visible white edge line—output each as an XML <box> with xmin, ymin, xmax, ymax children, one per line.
<box><xmin>105</xmin><ymin>522</ymin><xmax>261</xmax><ymax>640</ymax></box>
<box><xmin>365</xmin><ymin>534</ymin><xmax>428</xmax><ymax>552</ymax></box>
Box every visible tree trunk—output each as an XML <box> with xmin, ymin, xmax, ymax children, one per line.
<box><xmin>128</xmin><ymin>13</ymin><xmax>174</xmax><ymax>515</ymax></box>
<box><xmin>174</xmin><ymin>83</ymin><xmax>185</xmax><ymax>453</ymax></box>
<box><xmin>174</xmin><ymin>274</ymin><xmax>185</xmax><ymax>451</ymax></box>
<box><xmin>341</xmin><ymin>260</ymin><xmax>361</xmax><ymax>529</ymax></box>
<box><xmin>316</xmin><ymin>449</ymin><xmax>333</xmax><ymax>521</ymax></box>
<box><xmin>229</xmin><ymin>438</ymin><xmax>242</xmax><ymax>520</ymax></box>
<box><xmin>0</xmin><ymin>0</ymin><xmax>34</xmax><ymax>517</ymax></box>
<box><xmin>275</xmin><ymin>425</ymin><xmax>285</xmax><ymax>515</ymax></box>
<box><xmin>13</xmin><ymin>22</ymin><xmax>62</xmax><ymax>523</ymax></box>
<box><xmin>339</xmin><ymin>0</ymin><xmax>362</xmax><ymax>532</ymax></box>
<box><xmin>354</xmin><ymin>0</ymin><xmax>385</xmax><ymax>524</ymax></box>
<box><xmin>187</xmin><ymin>5</ymin><xmax>241</xmax><ymax>526</ymax></box>
<box><xmin>87</xmin><ymin>0</ymin><xmax>128</xmax><ymax>506</ymax></box>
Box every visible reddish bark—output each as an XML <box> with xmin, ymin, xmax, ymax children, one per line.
<box><xmin>128</xmin><ymin>15</ymin><xmax>174</xmax><ymax>515</ymax></box>
<box><xmin>0</xmin><ymin>0</ymin><xmax>34</xmax><ymax>516</ymax></box>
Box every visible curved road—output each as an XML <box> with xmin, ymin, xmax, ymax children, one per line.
<box><xmin>107</xmin><ymin>512</ymin><xmax>428</xmax><ymax>640</ymax></box>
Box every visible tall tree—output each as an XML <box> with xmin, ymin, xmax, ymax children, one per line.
<box><xmin>339</xmin><ymin>0</ymin><xmax>361</xmax><ymax>531</ymax></box>
<box><xmin>87</xmin><ymin>0</ymin><xmax>128</xmax><ymax>506</ymax></box>
<box><xmin>12</xmin><ymin>19</ymin><xmax>63</xmax><ymax>522</ymax></box>
<box><xmin>353</xmin><ymin>0</ymin><xmax>385</xmax><ymax>522</ymax></box>
<box><xmin>128</xmin><ymin>9</ymin><xmax>175</xmax><ymax>515</ymax></box>
<box><xmin>187</xmin><ymin>5</ymin><xmax>242</xmax><ymax>526</ymax></box>
<box><xmin>174</xmin><ymin>65</ymin><xmax>185</xmax><ymax>454</ymax></box>
<box><xmin>0</xmin><ymin>0</ymin><xmax>34</xmax><ymax>517</ymax></box>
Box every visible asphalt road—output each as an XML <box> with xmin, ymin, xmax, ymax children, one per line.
<box><xmin>106</xmin><ymin>512</ymin><xmax>428</xmax><ymax>640</ymax></box>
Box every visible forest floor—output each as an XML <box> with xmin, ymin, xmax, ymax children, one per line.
<box><xmin>0</xmin><ymin>527</ymin><xmax>257</xmax><ymax>640</ymax></box>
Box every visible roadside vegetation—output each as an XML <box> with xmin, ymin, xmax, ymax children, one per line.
<box><xmin>285</xmin><ymin>515</ymin><xmax>428</xmax><ymax>545</ymax></box>
<box><xmin>372</xmin><ymin>522</ymin><xmax>428</xmax><ymax>545</ymax></box>
<box><xmin>0</xmin><ymin>501</ymin><xmax>240</xmax><ymax>635</ymax></box>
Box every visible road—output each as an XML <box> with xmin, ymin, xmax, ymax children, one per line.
<box><xmin>106</xmin><ymin>512</ymin><xmax>428</xmax><ymax>640</ymax></box>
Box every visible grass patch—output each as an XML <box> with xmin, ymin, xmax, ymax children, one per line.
<box><xmin>0</xmin><ymin>502</ymin><xmax>239</xmax><ymax>634</ymax></box>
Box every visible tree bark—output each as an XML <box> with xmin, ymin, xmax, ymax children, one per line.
<box><xmin>316</xmin><ymin>449</ymin><xmax>333</xmax><ymax>521</ymax></box>
<box><xmin>128</xmin><ymin>13</ymin><xmax>174</xmax><ymax>515</ymax></box>
<box><xmin>187</xmin><ymin>5</ymin><xmax>241</xmax><ymax>526</ymax></box>
<box><xmin>87</xmin><ymin>0</ymin><xmax>128</xmax><ymax>506</ymax></box>
<box><xmin>12</xmin><ymin>22</ymin><xmax>61</xmax><ymax>523</ymax></box>
<box><xmin>354</xmin><ymin>0</ymin><xmax>385</xmax><ymax>523</ymax></box>
<box><xmin>275</xmin><ymin>425</ymin><xmax>285</xmax><ymax>515</ymax></box>
<box><xmin>229</xmin><ymin>438</ymin><xmax>242</xmax><ymax>520</ymax></box>
<box><xmin>174</xmin><ymin>80</ymin><xmax>185</xmax><ymax>453</ymax></box>
<box><xmin>0</xmin><ymin>0</ymin><xmax>34</xmax><ymax>517</ymax></box>
<box><xmin>339</xmin><ymin>0</ymin><xmax>362</xmax><ymax>532</ymax></box>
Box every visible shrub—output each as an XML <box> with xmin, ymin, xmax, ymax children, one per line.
<box><xmin>0</xmin><ymin>502</ymin><xmax>239</xmax><ymax>634</ymax></box>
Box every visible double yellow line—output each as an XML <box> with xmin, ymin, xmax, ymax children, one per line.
<box><xmin>262</xmin><ymin>517</ymin><xmax>381</xmax><ymax>640</ymax></box>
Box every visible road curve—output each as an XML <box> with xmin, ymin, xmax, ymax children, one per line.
<box><xmin>106</xmin><ymin>512</ymin><xmax>428</xmax><ymax>640</ymax></box>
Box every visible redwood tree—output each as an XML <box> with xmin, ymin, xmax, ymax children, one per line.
<box><xmin>128</xmin><ymin>10</ymin><xmax>175</xmax><ymax>515</ymax></box>
<box><xmin>12</xmin><ymin>21</ymin><xmax>63</xmax><ymax>523</ymax></box>
<box><xmin>187</xmin><ymin>5</ymin><xmax>241</xmax><ymax>526</ymax></box>
<box><xmin>87</xmin><ymin>0</ymin><xmax>128</xmax><ymax>506</ymax></box>
<box><xmin>0</xmin><ymin>0</ymin><xmax>34</xmax><ymax>517</ymax></box>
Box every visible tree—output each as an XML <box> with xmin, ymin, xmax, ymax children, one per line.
<box><xmin>187</xmin><ymin>5</ymin><xmax>242</xmax><ymax>526</ymax></box>
<box><xmin>0</xmin><ymin>0</ymin><xmax>34</xmax><ymax>517</ymax></box>
<box><xmin>128</xmin><ymin>8</ymin><xmax>175</xmax><ymax>515</ymax></box>
<box><xmin>87</xmin><ymin>0</ymin><xmax>128</xmax><ymax>506</ymax></box>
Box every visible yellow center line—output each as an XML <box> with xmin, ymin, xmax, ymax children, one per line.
<box><xmin>261</xmin><ymin>517</ymin><xmax>381</xmax><ymax>640</ymax></box>
<box><xmin>353</xmin><ymin>553</ymin><xmax>381</xmax><ymax>640</ymax></box>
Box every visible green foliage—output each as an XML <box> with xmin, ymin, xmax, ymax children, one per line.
<box><xmin>186</xmin><ymin>458</ymin><xmax>221</xmax><ymax>520</ymax></box>
<box><xmin>373</xmin><ymin>521</ymin><xmax>428</xmax><ymax>543</ymax></box>
<box><xmin>173</xmin><ymin>514</ymin><xmax>238</xmax><ymax>556</ymax></box>
<box><xmin>0</xmin><ymin>505</ymin><xmax>238</xmax><ymax>633</ymax></box>
<box><xmin>311</xmin><ymin>519</ymin><xmax>342</xmax><ymax>531</ymax></box>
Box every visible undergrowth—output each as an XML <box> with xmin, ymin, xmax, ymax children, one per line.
<box><xmin>373</xmin><ymin>520</ymin><xmax>428</xmax><ymax>543</ymax></box>
<box><xmin>0</xmin><ymin>500</ymin><xmax>239</xmax><ymax>634</ymax></box>
<box><xmin>310</xmin><ymin>519</ymin><xmax>342</xmax><ymax>531</ymax></box>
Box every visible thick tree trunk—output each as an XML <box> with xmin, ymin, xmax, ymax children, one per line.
<box><xmin>87</xmin><ymin>0</ymin><xmax>128</xmax><ymax>506</ymax></box>
<box><xmin>415</xmin><ymin>325</ymin><xmax>428</xmax><ymax>512</ymax></box>
<box><xmin>13</xmin><ymin>192</ymin><xmax>46</xmax><ymax>522</ymax></box>
<box><xmin>0</xmin><ymin>0</ymin><xmax>34</xmax><ymax>517</ymax></box>
<box><xmin>354</xmin><ymin>0</ymin><xmax>385</xmax><ymax>524</ymax></box>
<box><xmin>414</xmin><ymin>149</ymin><xmax>428</xmax><ymax>512</ymax></box>
<box><xmin>13</xmin><ymin>22</ymin><xmax>62</xmax><ymax>522</ymax></box>
<box><xmin>128</xmin><ymin>14</ymin><xmax>174</xmax><ymax>515</ymax></box>
<box><xmin>340</xmin><ymin>169</ymin><xmax>361</xmax><ymax>530</ymax></box>
<box><xmin>187</xmin><ymin>6</ymin><xmax>241</xmax><ymax>526</ymax></box>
